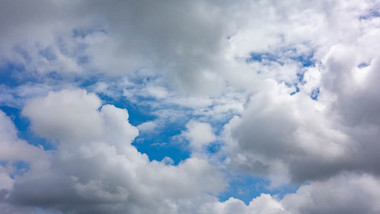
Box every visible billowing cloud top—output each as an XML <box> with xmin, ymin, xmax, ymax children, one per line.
<box><xmin>1</xmin><ymin>0</ymin><xmax>380</xmax><ymax>213</ymax></box>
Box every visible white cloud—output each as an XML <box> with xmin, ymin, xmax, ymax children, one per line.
<box><xmin>4</xmin><ymin>89</ymin><xmax>226</xmax><ymax>214</ymax></box>
<box><xmin>223</xmin><ymin>80</ymin><xmax>355</xmax><ymax>185</ymax></box>
<box><xmin>191</xmin><ymin>173</ymin><xmax>380</xmax><ymax>214</ymax></box>
<box><xmin>22</xmin><ymin>89</ymin><xmax>105</xmax><ymax>142</ymax></box>
<box><xmin>281</xmin><ymin>173</ymin><xmax>380</xmax><ymax>214</ymax></box>
<box><xmin>221</xmin><ymin>0</ymin><xmax>380</xmax><ymax>186</ymax></box>
<box><xmin>0</xmin><ymin>110</ymin><xmax>46</xmax><ymax>171</ymax></box>
<box><xmin>137</xmin><ymin>121</ymin><xmax>158</xmax><ymax>134</ymax></box>
<box><xmin>182</xmin><ymin>120</ymin><xmax>216</xmax><ymax>150</ymax></box>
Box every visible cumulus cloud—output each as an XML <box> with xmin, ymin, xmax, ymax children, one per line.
<box><xmin>0</xmin><ymin>0</ymin><xmax>239</xmax><ymax>94</ymax></box>
<box><xmin>280</xmin><ymin>173</ymin><xmax>380</xmax><ymax>214</ymax></box>
<box><xmin>182</xmin><ymin>120</ymin><xmax>216</xmax><ymax>150</ymax></box>
<box><xmin>164</xmin><ymin>173</ymin><xmax>380</xmax><ymax>214</ymax></box>
<box><xmin>0</xmin><ymin>111</ymin><xmax>44</xmax><ymax>163</ymax></box>
<box><xmin>0</xmin><ymin>110</ymin><xmax>47</xmax><ymax>180</ymax></box>
<box><xmin>0</xmin><ymin>110</ymin><xmax>48</xmax><ymax>213</ymax></box>
<box><xmin>223</xmin><ymin>21</ymin><xmax>380</xmax><ymax>185</ymax></box>
<box><xmin>222</xmin><ymin>0</ymin><xmax>380</xmax><ymax>186</ymax></box>
<box><xmin>1</xmin><ymin>89</ymin><xmax>226</xmax><ymax>214</ymax></box>
<box><xmin>223</xmin><ymin>80</ymin><xmax>356</xmax><ymax>184</ymax></box>
<box><xmin>184</xmin><ymin>173</ymin><xmax>380</xmax><ymax>214</ymax></box>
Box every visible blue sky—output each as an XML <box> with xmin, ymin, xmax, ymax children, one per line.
<box><xmin>1</xmin><ymin>1</ymin><xmax>380</xmax><ymax>214</ymax></box>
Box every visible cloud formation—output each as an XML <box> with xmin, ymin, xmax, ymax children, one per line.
<box><xmin>0</xmin><ymin>0</ymin><xmax>380</xmax><ymax>213</ymax></box>
<box><xmin>2</xmin><ymin>90</ymin><xmax>226</xmax><ymax>214</ymax></box>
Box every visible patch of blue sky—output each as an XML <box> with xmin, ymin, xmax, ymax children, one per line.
<box><xmin>290</xmin><ymin>85</ymin><xmax>300</xmax><ymax>96</ymax></box>
<box><xmin>108</xmin><ymin>92</ymin><xmax>236</xmax><ymax>165</ymax></box>
<box><xmin>0</xmin><ymin>61</ymin><xmax>66</xmax><ymax>88</ymax></box>
<box><xmin>98</xmin><ymin>91</ymin><xmax>156</xmax><ymax>126</ymax></box>
<box><xmin>359</xmin><ymin>9</ymin><xmax>380</xmax><ymax>20</ymax></box>
<box><xmin>0</xmin><ymin>160</ymin><xmax>31</xmax><ymax>179</ymax></box>
<box><xmin>358</xmin><ymin>62</ymin><xmax>370</xmax><ymax>68</ymax></box>
<box><xmin>125</xmin><ymin>101</ymin><xmax>231</xmax><ymax>164</ymax></box>
<box><xmin>206</xmin><ymin>141</ymin><xmax>223</xmax><ymax>156</ymax></box>
<box><xmin>246</xmin><ymin>52</ymin><xmax>283</xmax><ymax>65</ymax></box>
<box><xmin>218</xmin><ymin>173</ymin><xmax>299</xmax><ymax>204</ymax></box>
<box><xmin>124</xmin><ymin>113</ymin><xmax>191</xmax><ymax>164</ymax></box>
<box><xmin>282</xmin><ymin>80</ymin><xmax>300</xmax><ymax>96</ymax></box>
<box><xmin>137</xmin><ymin>104</ymin><xmax>233</xmax><ymax>160</ymax></box>
<box><xmin>247</xmin><ymin>48</ymin><xmax>315</xmax><ymax>68</ymax></box>
<box><xmin>97</xmin><ymin>90</ymin><xmax>191</xmax><ymax>164</ymax></box>
<box><xmin>293</xmin><ymin>53</ymin><xmax>315</xmax><ymax>68</ymax></box>
<box><xmin>0</xmin><ymin>63</ymin><xmax>27</xmax><ymax>86</ymax></box>
<box><xmin>296</xmin><ymin>71</ymin><xmax>305</xmax><ymax>83</ymax></box>
<box><xmin>310</xmin><ymin>88</ymin><xmax>320</xmax><ymax>100</ymax></box>
<box><xmin>79</xmin><ymin>73</ymin><xmax>107</xmax><ymax>88</ymax></box>
<box><xmin>134</xmin><ymin>127</ymin><xmax>191</xmax><ymax>165</ymax></box>
<box><xmin>10</xmin><ymin>160</ymin><xmax>30</xmax><ymax>179</ymax></box>
<box><xmin>135</xmin><ymin>121</ymin><xmax>192</xmax><ymax>165</ymax></box>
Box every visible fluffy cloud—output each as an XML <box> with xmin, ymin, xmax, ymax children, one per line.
<box><xmin>1</xmin><ymin>89</ymin><xmax>226</xmax><ymax>214</ymax></box>
<box><xmin>0</xmin><ymin>111</ymin><xmax>45</xmax><ymax>163</ymax></box>
<box><xmin>222</xmin><ymin>0</ymin><xmax>380</xmax><ymax>185</ymax></box>
<box><xmin>0</xmin><ymin>110</ymin><xmax>47</xmax><ymax>183</ymax></box>
<box><xmin>173</xmin><ymin>173</ymin><xmax>380</xmax><ymax>214</ymax></box>
<box><xmin>280</xmin><ymin>173</ymin><xmax>380</xmax><ymax>214</ymax></box>
<box><xmin>0</xmin><ymin>110</ymin><xmax>47</xmax><ymax>213</ymax></box>
<box><xmin>182</xmin><ymin>120</ymin><xmax>216</xmax><ymax>150</ymax></box>
<box><xmin>0</xmin><ymin>0</ymin><xmax>238</xmax><ymax>94</ymax></box>
<box><xmin>224</xmin><ymin>48</ymin><xmax>380</xmax><ymax>184</ymax></box>
<box><xmin>224</xmin><ymin>81</ymin><xmax>353</xmax><ymax>184</ymax></box>
<box><xmin>193</xmin><ymin>172</ymin><xmax>380</xmax><ymax>214</ymax></box>
<box><xmin>249</xmin><ymin>173</ymin><xmax>380</xmax><ymax>214</ymax></box>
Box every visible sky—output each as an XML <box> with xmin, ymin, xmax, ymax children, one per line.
<box><xmin>0</xmin><ymin>0</ymin><xmax>380</xmax><ymax>213</ymax></box>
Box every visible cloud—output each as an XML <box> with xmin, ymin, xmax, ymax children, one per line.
<box><xmin>182</xmin><ymin>120</ymin><xmax>216</xmax><ymax>150</ymax></box>
<box><xmin>0</xmin><ymin>110</ymin><xmax>48</xmax><ymax>213</ymax></box>
<box><xmin>137</xmin><ymin>121</ymin><xmax>158</xmax><ymax>134</ymax></box>
<box><xmin>281</xmin><ymin>173</ymin><xmax>380</xmax><ymax>214</ymax></box>
<box><xmin>0</xmin><ymin>0</ymin><xmax>238</xmax><ymax>94</ymax></box>
<box><xmin>193</xmin><ymin>173</ymin><xmax>380</xmax><ymax>214</ymax></box>
<box><xmin>0</xmin><ymin>110</ymin><xmax>46</xmax><ymax>172</ymax></box>
<box><xmin>224</xmin><ymin>54</ymin><xmax>380</xmax><ymax>184</ymax></box>
<box><xmin>222</xmin><ymin>0</ymin><xmax>380</xmax><ymax>185</ymax></box>
<box><xmin>4</xmin><ymin>89</ymin><xmax>226</xmax><ymax>214</ymax></box>
<box><xmin>223</xmin><ymin>80</ymin><xmax>353</xmax><ymax>185</ymax></box>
